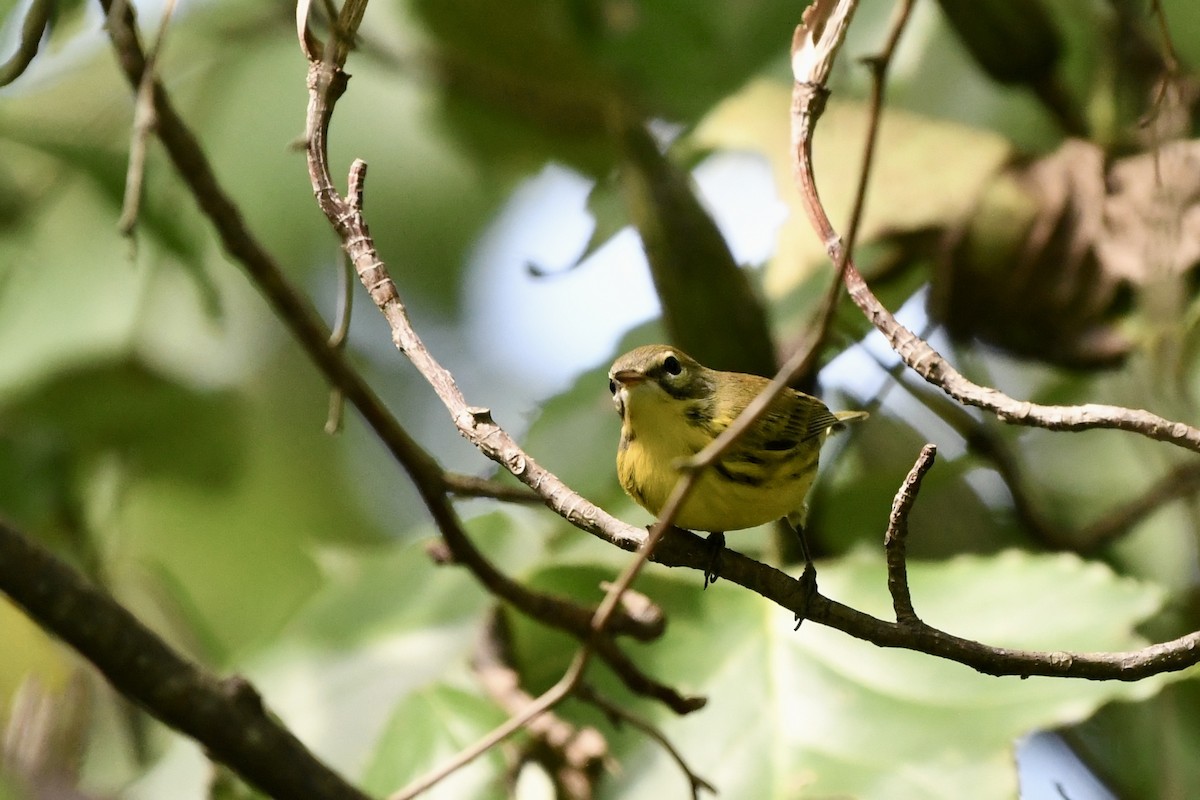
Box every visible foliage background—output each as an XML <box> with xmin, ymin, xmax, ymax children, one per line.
<box><xmin>1</xmin><ymin>0</ymin><xmax>1200</xmax><ymax>797</ymax></box>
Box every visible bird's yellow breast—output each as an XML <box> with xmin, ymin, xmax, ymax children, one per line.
<box><xmin>616</xmin><ymin>383</ymin><xmax>821</xmax><ymax>532</ymax></box>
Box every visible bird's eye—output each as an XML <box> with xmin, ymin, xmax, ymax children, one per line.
<box><xmin>608</xmin><ymin>378</ymin><xmax>617</xmax><ymax>395</ymax></box>
<box><xmin>663</xmin><ymin>355</ymin><xmax>682</xmax><ymax>376</ymax></box>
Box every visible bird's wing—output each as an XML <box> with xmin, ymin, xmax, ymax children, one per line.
<box><xmin>715</xmin><ymin>381</ymin><xmax>840</xmax><ymax>453</ymax></box>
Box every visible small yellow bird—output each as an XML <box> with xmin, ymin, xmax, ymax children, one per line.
<box><xmin>608</xmin><ymin>344</ymin><xmax>866</xmax><ymax>582</ymax></box>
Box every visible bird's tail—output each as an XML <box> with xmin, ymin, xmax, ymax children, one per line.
<box><xmin>831</xmin><ymin>409</ymin><xmax>869</xmax><ymax>431</ymax></box>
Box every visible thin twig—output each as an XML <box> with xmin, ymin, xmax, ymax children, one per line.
<box><xmin>885</xmin><ymin>445</ymin><xmax>935</xmax><ymax>625</ymax></box>
<box><xmin>441</xmin><ymin>472</ymin><xmax>542</xmax><ymax>504</ymax></box>
<box><xmin>1140</xmin><ymin>0</ymin><xmax>1183</xmax><ymax>130</ymax></box>
<box><xmin>324</xmin><ymin>252</ymin><xmax>353</xmax><ymax>433</ymax></box>
<box><xmin>390</xmin><ymin>649</ymin><xmax>590</xmax><ymax>800</ymax></box>
<box><xmin>861</xmin><ymin>342</ymin><xmax>1200</xmax><ymax>553</ymax></box>
<box><xmin>0</xmin><ymin>0</ymin><xmax>53</xmax><ymax>87</ymax></box>
<box><xmin>855</xmin><ymin>344</ymin><xmax>1063</xmax><ymax>547</ymax></box>
<box><xmin>577</xmin><ymin>684</ymin><xmax>715</xmax><ymax>800</ymax></box>
<box><xmin>116</xmin><ymin>0</ymin><xmax>178</xmax><ymax>236</ymax></box>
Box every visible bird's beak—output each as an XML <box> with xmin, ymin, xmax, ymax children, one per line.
<box><xmin>610</xmin><ymin>369</ymin><xmax>646</xmax><ymax>388</ymax></box>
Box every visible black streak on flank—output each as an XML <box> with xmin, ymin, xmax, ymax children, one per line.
<box><xmin>714</xmin><ymin>462</ymin><xmax>762</xmax><ymax>487</ymax></box>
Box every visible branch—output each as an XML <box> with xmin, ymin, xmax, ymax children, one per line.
<box><xmin>0</xmin><ymin>519</ymin><xmax>370</xmax><ymax>800</ymax></box>
<box><xmin>298</xmin><ymin>9</ymin><xmax>718</xmax><ymax>796</ymax></box>
<box><xmin>863</xmin><ymin>349</ymin><xmax>1200</xmax><ymax>553</ymax></box>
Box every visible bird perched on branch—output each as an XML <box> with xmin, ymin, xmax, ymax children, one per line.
<box><xmin>608</xmin><ymin>344</ymin><xmax>866</xmax><ymax>585</ymax></box>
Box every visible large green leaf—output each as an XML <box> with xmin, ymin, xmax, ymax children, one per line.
<box><xmin>508</xmin><ymin>550</ymin><xmax>1168</xmax><ymax>799</ymax></box>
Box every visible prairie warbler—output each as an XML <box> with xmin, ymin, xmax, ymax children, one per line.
<box><xmin>608</xmin><ymin>345</ymin><xmax>866</xmax><ymax>581</ymax></box>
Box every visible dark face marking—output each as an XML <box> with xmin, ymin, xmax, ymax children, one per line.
<box><xmin>763</xmin><ymin>438</ymin><xmax>799</xmax><ymax>451</ymax></box>
<box><xmin>655</xmin><ymin>366</ymin><xmax>713</xmax><ymax>401</ymax></box>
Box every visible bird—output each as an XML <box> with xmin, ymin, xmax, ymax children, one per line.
<box><xmin>608</xmin><ymin>344</ymin><xmax>867</xmax><ymax>585</ymax></box>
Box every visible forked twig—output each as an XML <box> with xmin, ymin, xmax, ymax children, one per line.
<box><xmin>884</xmin><ymin>444</ymin><xmax>935</xmax><ymax>625</ymax></box>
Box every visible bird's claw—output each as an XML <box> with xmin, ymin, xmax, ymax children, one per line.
<box><xmin>703</xmin><ymin>531</ymin><xmax>726</xmax><ymax>589</ymax></box>
<box><xmin>793</xmin><ymin>561</ymin><xmax>818</xmax><ymax>630</ymax></box>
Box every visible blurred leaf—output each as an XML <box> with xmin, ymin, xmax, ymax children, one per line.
<box><xmin>0</xmin><ymin>125</ymin><xmax>205</xmax><ymax>270</ymax></box>
<box><xmin>241</xmin><ymin>536</ymin><xmax>492</xmax><ymax>779</ymax></box>
<box><xmin>0</xmin><ymin>603</ymin><xmax>72</xmax><ymax>730</ymax></box>
<box><xmin>691</xmin><ymin>81</ymin><xmax>1012</xmax><ymax>302</ymax></box>
<box><xmin>615</xmin><ymin>114</ymin><xmax>775</xmax><ymax>375</ymax></box>
<box><xmin>576</xmin><ymin>174</ymin><xmax>628</xmax><ymax>269</ymax></box>
<box><xmin>1</xmin><ymin>361</ymin><xmax>244</xmax><ymax>487</ymax></box>
<box><xmin>934</xmin><ymin>0</ymin><xmax>1086</xmax><ymax>136</ymax></box>
<box><xmin>0</xmin><ymin>183</ymin><xmax>150</xmax><ymax>395</ymax></box>
<box><xmin>363</xmin><ymin>685</ymin><xmax>508</xmax><ymax>798</ymax></box>
<box><xmin>411</xmin><ymin>0</ymin><xmax>803</xmax><ymax>141</ymax></box>
<box><xmin>1068</xmin><ymin>677</ymin><xmax>1200</xmax><ymax>799</ymax></box>
<box><xmin>43</xmin><ymin>0</ymin><xmax>87</xmax><ymax>53</ymax></box>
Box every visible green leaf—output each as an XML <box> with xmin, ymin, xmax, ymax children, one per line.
<box><xmin>236</xmin><ymin>528</ymin><xmax>513</xmax><ymax>779</ymax></box>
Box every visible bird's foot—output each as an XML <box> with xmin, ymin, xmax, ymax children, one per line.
<box><xmin>793</xmin><ymin>561</ymin><xmax>818</xmax><ymax>631</ymax></box>
<box><xmin>703</xmin><ymin>531</ymin><xmax>726</xmax><ymax>589</ymax></box>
